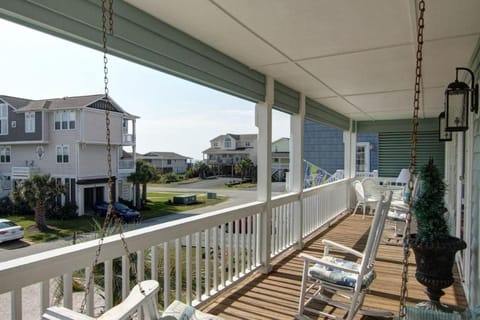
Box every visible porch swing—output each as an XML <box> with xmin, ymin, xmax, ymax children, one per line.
<box><xmin>41</xmin><ymin>1</ymin><xmax>223</xmax><ymax>319</ymax></box>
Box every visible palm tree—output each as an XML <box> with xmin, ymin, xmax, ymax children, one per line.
<box><xmin>128</xmin><ymin>160</ymin><xmax>157</xmax><ymax>209</ymax></box>
<box><xmin>18</xmin><ymin>174</ymin><xmax>64</xmax><ymax>231</ymax></box>
<box><xmin>235</xmin><ymin>158</ymin><xmax>253</xmax><ymax>180</ymax></box>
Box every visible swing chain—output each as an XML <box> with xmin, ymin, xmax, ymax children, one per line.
<box><xmin>399</xmin><ymin>0</ymin><xmax>425</xmax><ymax>318</ymax></box>
<box><xmin>81</xmin><ymin>0</ymin><xmax>140</xmax><ymax>313</ymax></box>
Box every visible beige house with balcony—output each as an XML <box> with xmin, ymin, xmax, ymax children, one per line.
<box><xmin>0</xmin><ymin>94</ymin><xmax>138</xmax><ymax>215</ymax></box>
<box><xmin>203</xmin><ymin>133</ymin><xmax>257</xmax><ymax>176</ymax></box>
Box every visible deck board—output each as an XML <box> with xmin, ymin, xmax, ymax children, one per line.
<box><xmin>201</xmin><ymin>213</ymin><xmax>467</xmax><ymax>319</ymax></box>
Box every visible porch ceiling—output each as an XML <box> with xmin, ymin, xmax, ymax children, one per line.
<box><xmin>126</xmin><ymin>0</ymin><xmax>480</xmax><ymax>121</ymax></box>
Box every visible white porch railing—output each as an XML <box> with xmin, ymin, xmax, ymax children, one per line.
<box><xmin>0</xmin><ymin>179</ymin><xmax>349</xmax><ymax>319</ymax></box>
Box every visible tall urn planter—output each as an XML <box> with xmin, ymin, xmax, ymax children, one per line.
<box><xmin>410</xmin><ymin>236</ymin><xmax>466</xmax><ymax>309</ymax></box>
<box><xmin>409</xmin><ymin>159</ymin><xmax>467</xmax><ymax>310</ymax></box>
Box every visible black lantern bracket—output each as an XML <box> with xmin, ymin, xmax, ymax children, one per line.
<box><xmin>454</xmin><ymin>67</ymin><xmax>478</xmax><ymax>114</ymax></box>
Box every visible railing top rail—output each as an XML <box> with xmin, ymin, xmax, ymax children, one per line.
<box><xmin>302</xmin><ymin>178</ymin><xmax>348</xmax><ymax>197</ymax></box>
<box><xmin>0</xmin><ymin>200</ymin><xmax>265</xmax><ymax>294</ymax></box>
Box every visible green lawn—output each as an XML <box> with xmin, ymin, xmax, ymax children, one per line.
<box><xmin>2</xmin><ymin>192</ymin><xmax>227</xmax><ymax>243</ymax></box>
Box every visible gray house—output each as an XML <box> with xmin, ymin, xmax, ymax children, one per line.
<box><xmin>0</xmin><ymin>94</ymin><xmax>138</xmax><ymax>215</ymax></box>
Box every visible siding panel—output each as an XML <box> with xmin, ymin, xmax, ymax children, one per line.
<box><xmin>378</xmin><ymin>131</ymin><xmax>445</xmax><ymax>177</ymax></box>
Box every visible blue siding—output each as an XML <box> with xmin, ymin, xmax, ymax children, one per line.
<box><xmin>304</xmin><ymin>120</ymin><xmax>378</xmax><ymax>174</ymax></box>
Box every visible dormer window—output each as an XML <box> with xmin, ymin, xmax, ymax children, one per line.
<box><xmin>224</xmin><ymin>137</ymin><xmax>231</xmax><ymax>148</ymax></box>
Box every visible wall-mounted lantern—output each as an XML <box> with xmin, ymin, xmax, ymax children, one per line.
<box><xmin>444</xmin><ymin>67</ymin><xmax>478</xmax><ymax>132</ymax></box>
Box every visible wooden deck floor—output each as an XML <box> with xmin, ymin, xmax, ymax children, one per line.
<box><xmin>201</xmin><ymin>213</ymin><xmax>467</xmax><ymax>319</ymax></box>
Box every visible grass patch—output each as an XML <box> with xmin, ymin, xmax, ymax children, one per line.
<box><xmin>2</xmin><ymin>192</ymin><xmax>227</xmax><ymax>243</ymax></box>
<box><xmin>6</xmin><ymin>215</ymin><xmax>102</xmax><ymax>243</ymax></box>
<box><xmin>141</xmin><ymin>192</ymin><xmax>227</xmax><ymax>220</ymax></box>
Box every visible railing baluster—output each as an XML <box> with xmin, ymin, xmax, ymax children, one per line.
<box><xmin>220</xmin><ymin>224</ymin><xmax>226</xmax><ymax>287</ymax></box>
<box><xmin>204</xmin><ymin>228</ymin><xmax>210</xmax><ymax>297</ymax></box>
<box><xmin>122</xmin><ymin>256</ymin><xmax>129</xmax><ymax>301</ymax></box>
<box><xmin>136</xmin><ymin>250</ymin><xmax>145</xmax><ymax>319</ymax></box>
<box><xmin>186</xmin><ymin>234</ymin><xmax>192</xmax><ymax>305</ymax></box>
<box><xmin>234</xmin><ymin>219</ymin><xmax>239</xmax><ymax>279</ymax></box>
<box><xmin>85</xmin><ymin>267</ymin><xmax>94</xmax><ymax>316</ymax></box>
<box><xmin>195</xmin><ymin>232</ymin><xmax>201</xmax><ymax>302</ymax></box>
<box><xmin>213</xmin><ymin>227</ymin><xmax>218</xmax><ymax>292</ymax></box>
<box><xmin>40</xmin><ymin>279</ymin><xmax>49</xmax><ymax>315</ymax></box>
<box><xmin>151</xmin><ymin>245</ymin><xmax>158</xmax><ymax>282</ymax></box>
<box><xmin>247</xmin><ymin>215</ymin><xmax>252</xmax><ymax>271</ymax></box>
<box><xmin>11</xmin><ymin>288</ymin><xmax>21</xmax><ymax>320</ymax></box>
<box><xmin>104</xmin><ymin>259</ymin><xmax>113</xmax><ymax>310</ymax></box>
<box><xmin>241</xmin><ymin>218</ymin><xmax>245</xmax><ymax>275</ymax></box>
<box><xmin>228</xmin><ymin>221</ymin><xmax>233</xmax><ymax>283</ymax></box>
<box><xmin>63</xmin><ymin>272</ymin><xmax>72</xmax><ymax>309</ymax></box>
<box><xmin>163</xmin><ymin>241</ymin><xmax>170</xmax><ymax>308</ymax></box>
<box><xmin>175</xmin><ymin>238</ymin><xmax>181</xmax><ymax>301</ymax></box>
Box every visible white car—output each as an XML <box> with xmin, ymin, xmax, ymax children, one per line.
<box><xmin>0</xmin><ymin>218</ymin><xmax>24</xmax><ymax>243</ymax></box>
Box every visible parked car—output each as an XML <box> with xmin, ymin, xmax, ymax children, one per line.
<box><xmin>94</xmin><ymin>202</ymin><xmax>141</xmax><ymax>223</ymax></box>
<box><xmin>0</xmin><ymin>219</ymin><xmax>24</xmax><ymax>243</ymax></box>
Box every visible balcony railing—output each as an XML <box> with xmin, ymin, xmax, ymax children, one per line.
<box><xmin>122</xmin><ymin>133</ymin><xmax>134</xmax><ymax>145</ymax></box>
<box><xmin>11</xmin><ymin>166</ymin><xmax>40</xmax><ymax>179</ymax></box>
<box><xmin>119</xmin><ymin>159</ymin><xmax>135</xmax><ymax>170</ymax></box>
<box><xmin>0</xmin><ymin>179</ymin><xmax>349</xmax><ymax>319</ymax></box>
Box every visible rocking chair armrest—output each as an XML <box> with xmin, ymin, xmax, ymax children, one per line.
<box><xmin>299</xmin><ymin>253</ymin><xmax>360</xmax><ymax>275</ymax></box>
<box><xmin>42</xmin><ymin>307</ymin><xmax>96</xmax><ymax>320</ymax></box>
<box><xmin>321</xmin><ymin>239</ymin><xmax>363</xmax><ymax>258</ymax></box>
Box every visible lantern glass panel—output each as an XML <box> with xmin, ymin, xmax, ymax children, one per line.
<box><xmin>446</xmin><ymin>89</ymin><xmax>468</xmax><ymax>131</ymax></box>
<box><xmin>438</xmin><ymin>112</ymin><xmax>452</xmax><ymax>141</ymax></box>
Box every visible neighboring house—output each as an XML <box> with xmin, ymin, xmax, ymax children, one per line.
<box><xmin>203</xmin><ymin>133</ymin><xmax>257</xmax><ymax>176</ymax></box>
<box><xmin>272</xmin><ymin>137</ymin><xmax>289</xmax><ymax>181</ymax></box>
<box><xmin>139</xmin><ymin>152</ymin><xmax>192</xmax><ymax>174</ymax></box>
<box><xmin>0</xmin><ymin>94</ymin><xmax>138</xmax><ymax>215</ymax></box>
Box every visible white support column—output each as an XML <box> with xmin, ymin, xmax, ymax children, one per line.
<box><xmin>256</xmin><ymin>76</ymin><xmax>273</xmax><ymax>274</ymax></box>
<box><xmin>343</xmin><ymin>120</ymin><xmax>357</xmax><ymax>209</ymax></box>
<box><xmin>290</xmin><ymin>94</ymin><xmax>305</xmax><ymax>249</ymax></box>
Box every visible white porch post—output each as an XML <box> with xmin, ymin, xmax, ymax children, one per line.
<box><xmin>256</xmin><ymin>76</ymin><xmax>273</xmax><ymax>274</ymax></box>
<box><xmin>290</xmin><ymin>94</ymin><xmax>305</xmax><ymax>249</ymax></box>
<box><xmin>343</xmin><ymin>120</ymin><xmax>357</xmax><ymax>209</ymax></box>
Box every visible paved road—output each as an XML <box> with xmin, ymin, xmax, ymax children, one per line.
<box><xmin>0</xmin><ymin>178</ymin><xmax>286</xmax><ymax>261</ymax></box>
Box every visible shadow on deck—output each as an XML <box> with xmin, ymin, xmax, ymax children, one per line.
<box><xmin>200</xmin><ymin>213</ymin><xmax>467</xmax><ymax>319</ymax></box>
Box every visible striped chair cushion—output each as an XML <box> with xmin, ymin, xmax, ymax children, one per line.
<box><xmin>161</xmin><ymin>300</ymin><xmax>225</xmax><ymax>320</ymax></box>
<box><xmin>308</xmin><ymin>256</ymin><xmax>375</xmax><ymax>289</ymax></box>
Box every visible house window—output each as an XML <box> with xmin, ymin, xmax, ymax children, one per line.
<box><xmin>245</xmin><ymin>142</ymin><xmax>250</xmax><ymax>147</ymax></box>
<box><xmin>356</xmin><ymin>142</ymin><xmax>370</xmax><ymax>173</ymax></box>
<box><xmin>25</xmin><ymin>112</ymin><xmax>35</xmax><ymax>133</ymax></box>
<box><xmin>54</xmin><ymin>110</ymin><xmax>76</xmax><ymax>130</ymax></box>
<box><xmin>0</xmin><ymin>146</ymin><xmax>11</xmax><ymax>163</ymax></box>
<box><xmin>167</xmin><ymin>160</ymin><xmax>172</xmax><ymax>165</ymax></box>
<box><xmin>56</xmin><ymin>145</ymin><xmax>69</xmax><ymax>163</ymax></box>
<box><xmin>224</xmin><ymin>137</ymin><xmax>231</xmax><ymax>148</ymax></box>
<box><xmin>0</xmin><ymin>103</ymin><xmax>8</xmax><ymax>135</ymax></box>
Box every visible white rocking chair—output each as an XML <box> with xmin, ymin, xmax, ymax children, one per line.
<box><xmin>297</xmin><ymin>191</ymin><xmax>393</xmax><ymax>320</ymax></box>
<box><xmin>42</xmin><ymin>280</ymin><xmax>224</xmax><ymax>320</ymax></box>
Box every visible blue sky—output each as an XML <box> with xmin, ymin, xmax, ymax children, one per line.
<box><xmin>0</xmin><ymin>19</ymin><xmax>290</xmax><ymax>160</ymax></box>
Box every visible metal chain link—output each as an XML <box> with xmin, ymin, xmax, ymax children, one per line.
<box><xmin>398</xmin><ymin>0</ymin><xmax>425</xmax><ymax>318</ymax></box>
<box><xmin>80</xmin><ymin>0</ymin><xmax>141</xmax><ymax>313</ymax></box>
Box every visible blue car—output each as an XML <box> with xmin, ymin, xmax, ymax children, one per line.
<box><xmin>94</xmin><ymin>201</ymin><xmax>141</xmax><ymax>223</ymax></box>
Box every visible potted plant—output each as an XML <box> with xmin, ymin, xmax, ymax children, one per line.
<box><xmin>410</xmin><ymin>159</ymin><xmax>466</xmax><ymax>310</ymax></box>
